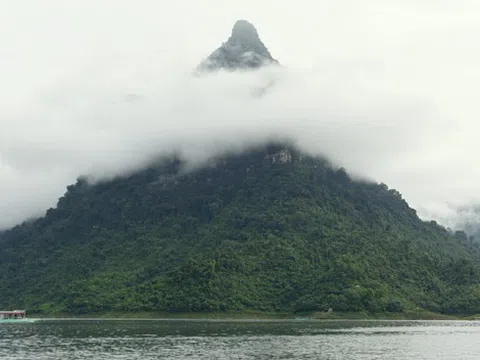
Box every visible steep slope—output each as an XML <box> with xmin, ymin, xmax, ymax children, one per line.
<box><xmin>1</xmin><ymin>143</ymin><xmax>480</xmax><ymax>315</ymax></box>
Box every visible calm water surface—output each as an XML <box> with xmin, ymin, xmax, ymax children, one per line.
<box><xmin>0</xmin><ymin>319</ymin><xmax>479</xmax><ymax>359</ymax></box>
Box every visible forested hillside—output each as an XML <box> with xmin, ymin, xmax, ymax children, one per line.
<box><xmin>1</xmin><ymin>143</ymin><xmax>480</xmax><ymax>315</ymax></box>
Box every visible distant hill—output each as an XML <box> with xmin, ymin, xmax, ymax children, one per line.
<box><xmin>1</xmin><ymin>143</ymin><xmax>480</xmax><ymax>315</ymax></box>
<box><xmin>452</xmin><ymin>206</ymin><xmax>480</xmax><ymax>243</ymax></box>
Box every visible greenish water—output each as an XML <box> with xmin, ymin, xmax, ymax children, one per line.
<box><xmin>0</xmin><ymin>319</ymin><xmax>479</xmax><ymax>359</ymax></box>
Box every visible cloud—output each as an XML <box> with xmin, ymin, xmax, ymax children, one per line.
<box><xmin>1</xmin><ymin>0</ymin><xmax>480</xmax><ymax>229</ymax></box>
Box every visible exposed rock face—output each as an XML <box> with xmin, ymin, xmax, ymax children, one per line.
<box><xmin>266</xmin><ymin>149</ymin><xmax>293</xmax><ymax>164</ymax></box>
<box><xmin>198</xmin><ymin>20</ymin><xmax>280</xmax><ymax>71</ymax></box>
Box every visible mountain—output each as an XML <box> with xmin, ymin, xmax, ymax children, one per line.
<box><xmin>1</xmin><ymin>143</ymin><xmax>480</xmax><ymax>315</ymax></box>
<box><xmin>2</xmin><ymin>21</ymin><xmax>480</xmax><ymax>317</ymax></box>
<box><xmin>197</xmin><ymin>20</ymin><xmax>280</xmax><ymax>71</ymax></box>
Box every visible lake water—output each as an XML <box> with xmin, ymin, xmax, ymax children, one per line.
<box><xmin>0</xmin><ymin>319</ymin><xmax>479</xmax><ymax>359</ymax></box>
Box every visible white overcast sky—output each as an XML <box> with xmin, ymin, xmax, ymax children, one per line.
<box><xmin>1</xmin><ymin>0</ymin><xmax>480</xmax><ymax>229</ymax></box>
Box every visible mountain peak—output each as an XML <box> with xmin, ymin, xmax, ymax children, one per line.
<box><xmin>197</xmin><ymin>20</ymin><xmax>280</xmax><ymax>72</ymax></box>
<box><xmin>230</xmin><ymin>20</ymin><xmax>261</xmax><ymax>46</ymax></box>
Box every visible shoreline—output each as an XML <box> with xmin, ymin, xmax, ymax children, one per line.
<box><xmin>29</xmin><ymin>310</ymin><xmax>480</xmax><ymax>321</ymax></box>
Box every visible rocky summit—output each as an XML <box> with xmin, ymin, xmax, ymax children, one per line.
<box><xmin>198</xmin><ymin>20</ymin><xmax>280</xmax><ymax>71</ymax></box>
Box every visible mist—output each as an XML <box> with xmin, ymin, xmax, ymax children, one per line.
<box><xmin>2</xmin><ymin>0</ymin><xmax>480</xmax><ymax>229</ymax></box>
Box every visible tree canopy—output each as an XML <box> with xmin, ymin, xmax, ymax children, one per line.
<box><xmin>1</xmin><ymin>143</ymin><xmax>479</xmax><ymax>315</ymax></box>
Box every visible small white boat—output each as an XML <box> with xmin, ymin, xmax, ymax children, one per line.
<box><xmin>0</xmin><ymin>310</ymin><xmax>35</xmax><ymax>323</ymax></box>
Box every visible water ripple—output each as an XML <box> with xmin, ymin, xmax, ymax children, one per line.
<box><xmin>0</xmin><ymin>320</ymin><xmax>479</xmax><ymax>359</ymax></box>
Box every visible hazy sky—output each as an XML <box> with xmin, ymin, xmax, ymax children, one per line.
<box><xmin>1</xmin><ymin>0</ymin><xmax>480</xmax><ymax>229</ymax></box>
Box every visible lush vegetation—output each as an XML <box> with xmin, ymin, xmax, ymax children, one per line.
<box><xmin>1</xmin><ymin>143</ymin><xmax>480</xmax><ymax>316</ymax></box>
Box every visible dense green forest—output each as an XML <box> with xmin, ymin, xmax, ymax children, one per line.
<box><xmin>1</xmin><ymin>143</ymin><xmax>480</xmax><ymax>316</ymax></box>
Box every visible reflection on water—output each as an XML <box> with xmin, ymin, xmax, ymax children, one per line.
<box><xmin>0</xmin><ymin>319</ymin><xmax>479</xmax><ymax>359</ymax></box>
